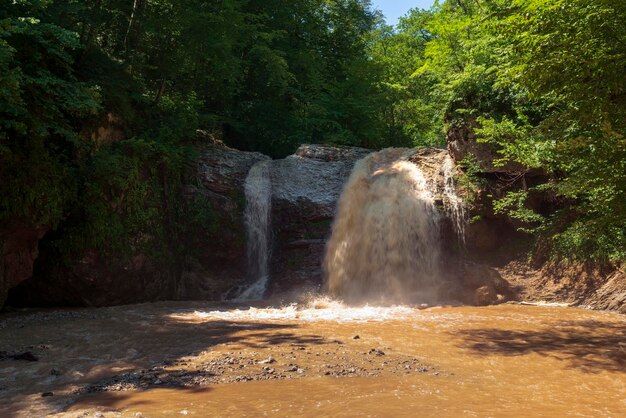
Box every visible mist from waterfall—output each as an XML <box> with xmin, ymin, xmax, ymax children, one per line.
<box><xmin>236</xmin><ymin>160</ymin><xmax>272</xmax><ymax>301</ymax></box>
<box><xmin>324</xmin><ymin>149</ymin><xmax>442</xmax><ymax>304</ymax></box>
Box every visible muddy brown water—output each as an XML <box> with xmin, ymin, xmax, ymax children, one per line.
<box><xmin>0</xmin><ymin>302</ymin><xmax>625</xmax><ymax>417</ymax></box>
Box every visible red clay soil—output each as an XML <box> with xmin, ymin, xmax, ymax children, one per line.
<box><xmin>498</xmin><ymin>260</ymin><xmax>626</xmax><ymax>314</ymax></box>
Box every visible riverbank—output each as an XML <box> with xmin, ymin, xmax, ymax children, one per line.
<box><xmin>498</xmin><ymin>260</ymin><xmax>626</xmax><ymax>314</ymax></box>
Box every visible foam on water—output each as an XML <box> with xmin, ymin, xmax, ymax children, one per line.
<box><xmin>233</xmin><ymin>276</ymin><xmax>269</xmax><ymax>302</ymax></box>
<box><xmin>188</xmin><ymin>297</ymin><xmax>416</xmax><ymax>323</ymax></box>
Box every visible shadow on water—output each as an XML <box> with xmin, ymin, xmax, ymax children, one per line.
<box><xmin>74</xmin><ymin>386</ymin><xmax>214</xmax><ymax>413</ymax></box>
<box><xmin>0</xmin><ymin>302</ymin><xmax>338</xmax><ymax>417</ymax></box>
<box><xmin>452</xmin><ymin>320</ymin><xmax>626</xmax><ymax>373</ymax></box>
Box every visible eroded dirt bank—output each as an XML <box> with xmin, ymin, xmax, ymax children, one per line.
<box><xmin>1</xmin><ymin>302</ymin><xmax>625</xmax><ymax>417</ymax></box>
<box><xmin>498</xmin><ymin>260</ymin><xmax>626</xmax><ymax>314</ymax></box>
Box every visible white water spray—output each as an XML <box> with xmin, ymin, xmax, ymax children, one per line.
<box><xmin>236</xmin><ymin>160</ymin><xmax>272</xmax><ymax>301</ymax></box>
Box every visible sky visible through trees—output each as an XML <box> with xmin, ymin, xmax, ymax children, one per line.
<box><xmin>372</xmin><ymin>0</ymin><xmax>435</xmax><ymax>25</ymax></box>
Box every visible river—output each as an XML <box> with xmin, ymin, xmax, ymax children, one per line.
<box><xmin>1</xmin><ymin>301</ymin><xmax>624</xmax><ymax>417</ymax></box>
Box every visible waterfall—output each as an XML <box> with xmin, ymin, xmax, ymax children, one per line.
<box><xmin>235</xmin><ymin>160</ymin><xmax>272</xmax><ymax>301</ymax></box>
<box><xmin>441</xmin><ymin>155</ymin><xmax>467</xmax><ymax>245</ymax></box>
<box><xmin>324</xmin><ymin>148</ymin><xmax>442</xmax><ymax>304</ymax></box>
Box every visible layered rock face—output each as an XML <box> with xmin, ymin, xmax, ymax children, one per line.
<box><xmin>263</xmin><ymin>145</ymin><xmax>512</xmax><ymax>306</ymax></box>
<box><xmin>4</xmin><ymin>141</ymin><xmax>514</xmax><ymax>308</ymax></box>
<box><xmin>8</xmin><ymin>144</ymin><xmax>269</xmax><ymax>307</ymax></box>
<box><xmin>268</xmin><ymin>145</ymin><xmax>370</xmax><ymax>296</ymax></box>
<box><xmin>182</xmin><ymin>145</ymin><xmax>271</xmax><ymax>299</ymax></box>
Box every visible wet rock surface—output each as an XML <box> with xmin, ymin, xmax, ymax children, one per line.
<box><xmin>4</xmin><ymin>140</ymin><xmax>615</xmax><ymax>312</ymax></box>
<box><xmin>180</xmin><ymin>144</ymin><xmax>271</xmax><ymax>298</ymax></box>
<box><xmin>3</xmin><ymin>141</ymin><xmax>525</xmax><ymax>309</ymax></box>
<box><xmin>8</xmin><ymin>144</ymin><xmax>271</xmax><ymax>307</ymax></box>
<box><xmin>294</xmin><ymin>144</ymin><xmax>371</xmax><ymax>162</ymax></box>
<box><xmin>197</xmin><ymin>144</ymin><xmax>270</xmax><ymax>196</ymax></box>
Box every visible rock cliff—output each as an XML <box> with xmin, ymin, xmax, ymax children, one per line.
<box><xmin>0</xmin><ymin>222</ymin><xmax>49</xmax><ymax>307</ymax></box>
<box><xmin>7</xmin><ymin>144</ymin><xmax>269</xmax><ymax>307</ymax></box>
<box><xmin>2</xmin><ymin>141</ymin><xmax>525</xmax><ymax>309</ymax></box>
<box><xmin>268</xmin><ymin>145</ymin><xmax>371</xmax><ymax>296</ymax></box>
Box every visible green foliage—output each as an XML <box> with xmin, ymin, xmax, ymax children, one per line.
<box><xmin>490</xmin><ymin>0</ymin><xmax>626</xmax><ymax>262</ymax></box>
<box><xmin>375</xmin><ymin>0</ymin><xmax>626</xmax><ymax>263</ymax></box>
<box><xmin>368</xmin><ymin>8</ymin><xmax>443</xmax><ymax>147</ymax></box>
<box><xmin>0</xmin><ymin>3</ymin><xmax>99</xmax><ymax>227</ymax></box>
<box><xmin>493</xmin><ymin>190</ymin><xmax>545</xmax><ymax>230</ymax></box>
<box><xmin>2</xmin><ymin>0</ymin><xmax>391</xmax><ymax>275</ymax></box>
<box><xmin>2</xmin><ymin>0</ymin><xmax>625</xmax><ymax>274</ymax></box>
<box><xmin>474</xmin><ymin>116</ymin><xmax>550</xmax><ymax>169</ymax></box>
<box><xmin>456</xmin><ymin>154</ymin><xmax>488</xmax><ymax>204</ymax></box>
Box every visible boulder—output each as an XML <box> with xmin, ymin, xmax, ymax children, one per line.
<box><xmin>453</xmin><ymin>262</ymin><xmax>514</xmax><ymax>306</ymax></box>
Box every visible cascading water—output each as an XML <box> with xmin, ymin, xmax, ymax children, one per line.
<box><xmin>235</xmin><ymin>160</ymin><xmax>272</xmax><ymax>301</ymax></box>
<box><xmin>324</xmin><ymin>148</ymin><xmax>442</xmax><ymax>304</ymax></box>
<box><xmin>441</xmin><ymin>155</ymin><xmax>467</xmax><ymax>245</ymax></box>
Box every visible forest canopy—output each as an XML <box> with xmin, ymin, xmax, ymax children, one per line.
<box><xmin>1</xmin><ymin>0</ymin><xmax>624</xmax><ymax>265</ymax></box>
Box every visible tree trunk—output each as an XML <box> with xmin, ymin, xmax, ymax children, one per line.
<box><xmin>153</xmin><ymin>79</ymin><xmax>167</xmax><ymax>106</ymax></box>
<box><xmin>124</xmin><ymin>0</ymin><xmax>141</xmax><ymax>53</ymax></box>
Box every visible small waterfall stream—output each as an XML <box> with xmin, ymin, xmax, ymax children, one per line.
<box><xmin>441</xmin><ymin>155</ymin><xmax>467</xmax><ymax>245</ymax></box>
<box><xmin>235</xmin><ymin>160</ymin><xmax>272</xmax><ymax>301</ymax></box>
